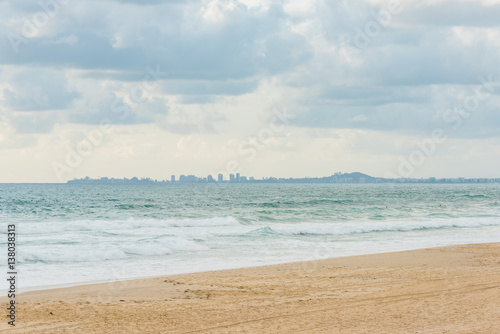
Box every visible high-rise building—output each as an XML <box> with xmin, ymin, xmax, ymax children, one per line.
<box><xmin>171</xmin><ymin>175</ymin><xmax>175</xmax><ymax>182</ymax></box>
<box><xmin>236</xmin><ymin>173</ymin><xmax>240</xmax><ymax>182</ymax></box>
<box><xmin>229</xmin><ymin>174</ymin><xmax>235</xmax><ymax>182</ymax></box>
<box><xmin>218</xmin><ymin>174</ymin><xmax>223</xmax><ymax>182</ymax></box>
<box><xmin>208</xmin><ymin>175</ymin><xmax>215</xmax><ymax>182</ymax></box>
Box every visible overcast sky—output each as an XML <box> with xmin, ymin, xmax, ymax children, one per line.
<box><xmin>1</xmin><ymin>0</ymin><xmax>500</xmax><ymax>182</ymax></box>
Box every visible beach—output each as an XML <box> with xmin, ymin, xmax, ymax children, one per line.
<box><xmin>3</xmin><ymin>242</ymin><xmax>500</xmax><ymax>333</ymax></box>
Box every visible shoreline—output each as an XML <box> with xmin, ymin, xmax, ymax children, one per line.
<box><xmin>3</xmin><ymin>242</ymin><xmax>500</xmax><ymax>333</ymax></box>
<box><xmin>11</xmin><ymin>240</ymin><xmax>496</xmax><ymax>294</ymax></box>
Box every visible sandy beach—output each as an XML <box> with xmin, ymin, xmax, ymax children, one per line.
<box><xmin>2</xmin><ymin>243</ymin><xmax>500</xmax><ymax>333</ymax></box>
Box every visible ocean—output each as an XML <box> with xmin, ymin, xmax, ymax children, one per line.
<box><xmin>1</xmin><ymin>183</ymin><xmax>500</xmax><ymax>290</ymax></box>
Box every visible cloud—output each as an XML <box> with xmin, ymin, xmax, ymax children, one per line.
<box><xmin>5</xmin><ymin>111</ymin><xmax>59</xmax><ymax>134</ymax></box>
<box><xmin>0</xmin><ymin>69</ymin><xmax>80</xmax><ymax>111</ymax></box>
<box><xmin>68</xmin><ymin>91</ymin><xmax>167</xmax><ymax>126</ymax></box>
<box><xmin>157</xmin><ymin>105</ymin><xmax>226</xmax><ymax>134</ymax></box>
<box><xmin>394</xmin><ymin>0</ymin><xmax>500</xmax><ymax>27</ymax></box>
<box><xmin>102</xmin><ymin>0</ymin><xmax>188</xmax><ymax>5</ymax></box>
<box><xmin>161</xmin><ymin>79</ymin><xmax>259</xmax><ymax>96</ymax></box>
<box><xmin>0</xmin><ymin>0</ymin><xmax>499</xmax><ymax>147</ymax></box>
<box><xmin>0</xmin><ymin>1</ymin><xmax>311</xmax><ymax>80</ymax></box>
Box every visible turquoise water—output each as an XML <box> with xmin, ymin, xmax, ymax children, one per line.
<box><xmin>1</xmin><ymin>183</ymin><xmax>499</xmax><ymax>289</ymax></box>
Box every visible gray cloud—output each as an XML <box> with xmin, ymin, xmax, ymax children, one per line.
<box><xmin>102</xmin><ymin>0</ymin><xmax>188</xmax><ymax>5</ymax></box>
<box><xmin>1</xmin><ymin>69</ymin><xmax>80</xmax><ymax>111</ymax></box>
<box><xmin>0</xmin><ymin>2</ymin><xmax>311</xmax><ymax>80</ymax></box>
<box><xmin>69</xmin><ymin>91</ymin><xmax>167</xmax><ymax>126</ymax></box>
<box><xmin>157</xmin><ymin>105</ymin><xmax>225</xmax><ymax>134</ymax></box>
<box><xmin>5</xmin><ymin>112</ymin><xmax>59</xmax><ymax>134</ymax></box>
<box><xmin>317</xmin><ymin>86</ymin><xmax>429</xmax><ymax>106</ymax></box>
<box><xmin>0</xmin><ymin>0</ymin><xmax>499</xmax><ymax>139</ymax></box>
<box><xmin>161</xmin><ymin>79</ymin><xmax>259</xmax><ymax>96</ymax></box>
<box><xmin>395</xmin><ymin>0</ymin><xmax>500</xmax><ymax>27</ymax></box>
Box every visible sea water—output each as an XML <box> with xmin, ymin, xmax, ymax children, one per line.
<box><xmin>1</xmin><ymin>183</ymin><xmax>499</xmax><ymax>290</ymax></box>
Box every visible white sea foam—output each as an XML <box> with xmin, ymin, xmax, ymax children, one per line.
<box><xmin>14</xmin><ymin>216</ymin><xmax>500</xmax><ymax>267</ymax></box>
<box><xmin>14</xmin><ymin>223</ymin><xmax>500</xmax><ymax>290</ymax></box>
<box><xmin>19</xmin><ymin>246</ymin><xmax>129</xmax><ymax>263</ymax></box>
<box><xmin>19</xmin><ymin>216</ymin><xmax>242</xmax><ymax>235</ymax></box>
<box><xmin>121</xmin><ymin>237</ymin><xmax>209</xmax><ymax>256</ymax></box>
<box><xmin>18</xmin><ymin>236</ymin><xmax>209</xmax><ymax>264</ymax></box>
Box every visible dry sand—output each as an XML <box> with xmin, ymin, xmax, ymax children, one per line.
<box><xmin>2</xmin><ymin>243</ymin><xmax>500</xmax><ymax>333</ymax></box>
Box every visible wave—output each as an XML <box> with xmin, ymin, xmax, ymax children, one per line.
<box><xmin>122</xmin><ymin>236</ymin><xmax>208</xmax><ymax>256</ymax></box>
<box><xmin>18</xmin><ymin>236</ymin><xmax>208</xmax><ymax>264</ymax></box>
<box><xmin>211</xmin><ymin>217</ymin><xmax>500</xmax><ymax>240</ymax></box>
<box><xmin>19</xmin><ymin>247</ymin><xmax>129</xmax><ymax>264</ymax></box>
<box><xmin>252</xmin><ymin>217</ymin><xmax>500</xmax><ymax>237</ymax></box>
<box><xmin>302</xmin><ymin>199</ymin><xmax>349</xmax><ymax>205</ymax></box>
<box><xmin>115</xmin><ymin>204</ymin><xmax>137</xmax><ymax>210</ymax></box>
<box><xmin>426</xmin><ymin>213</ymin><xmax>454</xmax><ymax>218</ymax></box>
<box><xmin>19</xmin><ymin>216</ymin><xmax>242</xmax><ymax>235</ymax></box>
<box><xmin>243</xmin><ymin>226</ymin><xmax>280</xmax><ymax>237</ymax></box>
<box><xmin>246</xmin><ymin>199</ymin><xmax>348</xmax><ymax>208</ymax></box>
<box><xmin>463</xmin><ymin>194</ymin><xmax>488</xmax><ymax>198</ymax></box>
<box><xmin>12</xmin><ymin>216</ymin><xmax>500</xmax><ymax>265</ymax></box>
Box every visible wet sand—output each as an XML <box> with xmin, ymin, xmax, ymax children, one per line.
<box><xmin>2</xmin><ymin>243</ymin><xmax>500</xmax><ymax>333</ymax></box>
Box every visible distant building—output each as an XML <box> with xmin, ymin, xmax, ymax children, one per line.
<box><xmin>66</xmin><ymin>173</ymin><xmax>500</xmax><ymax>185</ymax></box>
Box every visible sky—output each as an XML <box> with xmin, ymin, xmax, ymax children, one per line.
<box><xmin>1</xmin><ymin>0</ymin><xmax>500</xmax><ymax>183</ymax></box>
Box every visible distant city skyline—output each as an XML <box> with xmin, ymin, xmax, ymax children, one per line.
<box><xmin>67</xmin><ymin>172</ymin><xmax>500</xmax><ymax>185</ymax></box>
